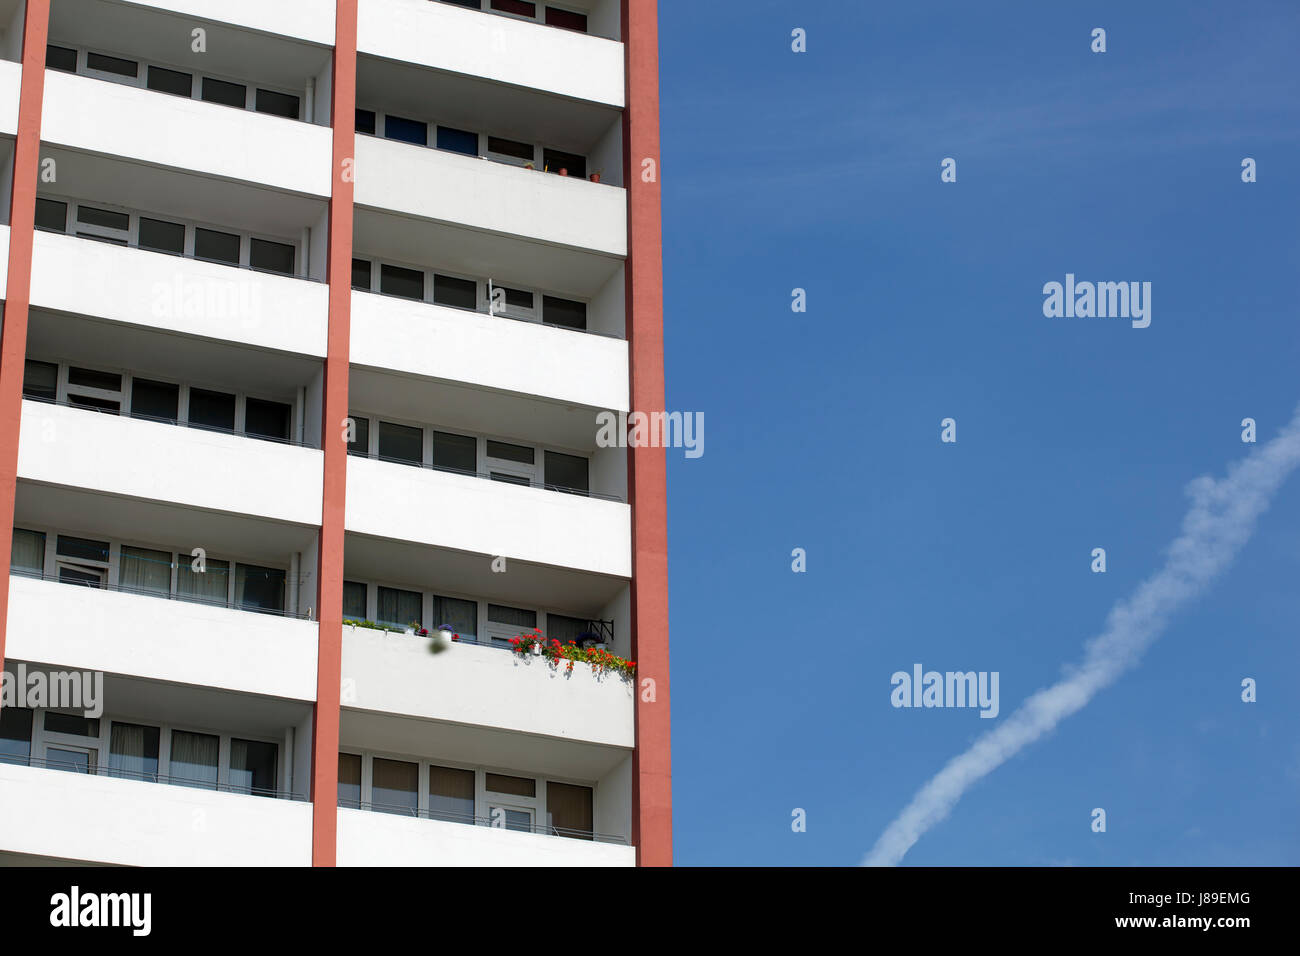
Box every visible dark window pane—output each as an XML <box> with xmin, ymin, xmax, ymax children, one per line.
<box><xmin>236</xmin><ymin>564</ymin><xmax>285</xmax><ymax>613</ymax></box>
<box><xmin>436</xmin><ymin>125</ymin><xmax>478</xmax><ymax>155</ymax></box>
<box><xmin>380</xmin><ymin>264</ymin><xmax>423</xmax><ymax>300</ymax></box>
<box><xmin>0</xmin><ymin>707</ymin><xmax>33</xmax><ymax>765</ymax></box>
<box><xmin>372</xmin><ymin>757</ymin><xmax>418</xmax><ymax>814</ymax></box>
<box><xmin>543</xmin><ymin>148</ymin><xmax>585</xmax><ymax>178</ymax></box>
<box><xmin>488</xmin><ymin>603</ymin><xmax>536</xmax><ymax>628</ymax></box>
<box><xmin>56</xmin><ymin>535</ymin><xmax>109</xmax><ymax>563</ymax></box>
<box><xmin>431</xmin><ymin>595</ymin><xmax>476</xmax><ymax>637</ymax></box>
<box><xmin>68</xmin><ymin>395</ymin><xmax>119</xmax><ymax>413</ymax></box>
<box><xmin>547</xmin><ymin>781</ymin><xmax>593</xmax><ymax>838</ymax></box>
<box><xmin>440</xmin><ymin>0</ymin><xmax>480</xmax><ymax>7</ymax></box>
<box><xmin>432</xmin><ymin>431</ymin><xmax>476</xmax><ymax>474</ymax></box>
<box><xmin>547</xmin><ymin>613</ymin><xmax>589</xmax><ymax>646</ymax></box>
<box><xmin>147</xmin><ymin>65</ymin><xmax>192</xmax><ymax>97</ymax></box>
<box><xmin>255</xmin><ymin>88</ymin><xmax>300</xmax><ymax>119</ymax></box>
<box><xmin>22</xmin><ymin>360</ymin><xmax>57</xmax><ymax>401</ymax></box>
<box><xmin>35</xmin><ymin>198</ymin><xmax>67</xmax><ymax>232</ymax></box>
<box><xmin>108</xmin><ymin>723</ymin><xmax>160</xmax><ymax>782</ymax></box>
<box><xmin>343</xmin><ymin>581</ymin><xmax>367</xmax><ymax>619</ymax></box>
<box><xmin>545</xmin><ymin>450</ymin><xmax>589</xmax><ymax>493</ymax></box>
<box><xmin>355</xmin><ymin>109</ymin><xmax>376</xmax><ymax>135</ymax></box>
<box><xmin>77</xmin><ymin>206</ymin><xmax>129</xmax><ymax>231</ymax></box>
<box><xmin>188</xmin><ymin>388</ymin><xmax>236</xmax><ymax>432</ymax></box>
<box><xmin>428</xmin><ymin>765</ymin><xmax>475</xmax><ymax>823</ymax></box>
<box><xmin>250</xmin><ymin>238</ymin><xmax>295</xmax><ymax>275</ymax></box>
<box><xmin>378</xmin><ymin>421</ymin><xmax>422</xmax><ymax>464</ymax></box>
<box><xmin>486</xmin><ymin>439</ymin><xmax>533</xmax><ymax>464</ymax></box>
<box><xmin>542</xmin><ymin>295</ymin><xmax>587</xmax><ymax>330</ymax></box>
<box><xmin>76</xmin><ymin>233</ymin><xmax>128</xmax><ymax>246</ymax></box>
<box><xmin>44</xmin><ymin>712</ymin><xmax>100</xmax><ymax>737</ymax></box>
<box><xmin>46</xmin><ymin>45</ymin><xmax>77</xmax><ymax>73</ymax></box>
<box><xmin>58</xmin><ymin>565</ymin><xmax>104</xmax><ymax>587</ymax></box>
<box><xmin>376</xmin><ymin>587</ymin><xmax>421</xmax><ymax>629</ymax></box>
<box><xmin>86</xmin><ymin>51</ymin><xmax>137</xmax><ymax>78</ymax></box>
<box><xmin>68</xmin><ymin>366</ymin><xmax>121</xmax><ymax>391</ymax></box>
<box><xmin>487</xmin><ymin>136</ymin><xmax>533</xmax><ymax>160</ymax></box>
<box><xmin>130</xmin><ymin>378</ymin><xmax>179</xmax><ymax>422</ymax></box>
<box><xmin>347</xmin><ymin>415</ymin><xmax>369</xmax><ymax>456</ymax></box>
<box><xmin>545</xmin><ymin>6</ymin><xmax>587</xmax><ymax>32</ymax></box>
<box><xmin>202</xmin><ymin>77</ymin><xmax>246</xmax><ymax>108</ymax></box>
<box><xmin>195</xmin><ymin>228</ymin><xmax>240</xmax><ymax>265</ymax></box>
<box><xmin>485</xmin><ymin>772</ymin><xmax>535</xmax><ymax>797</ymax></box>
<box><xmin>492</xmin><ymin>0</ymin><xmax>536</xmax><ymax>16</ymax></box>
<box><xmin>138</xmin><ymin>217</ymin><xmax>185</xmax><ymax>255</ymax></box>
<box><xmin>230</xmin><ymin>739</ymin><xmax>278</xmax><ymax>796</ymax></box>
<box><xmin>338</xmin><ymin>753</ymin><xmax>362</xmax><ymax>808</ymax></box>
<box><xmin>491</xmin><ymin>472</ymin><xmax>530</xmax><ymax>486</ymax></box>
<box><xmin>245</xmin><ymin>397</ymin><xmax>291</xmax><ymax>441</ymax></box>
<box><xmin>351</xmin><ymin>258</ymin><xmax>372</xmax><ymax>290</ymax></box>
<box><xmin>384</xmin><ymin>114</ymin><xmax>427</xmax><ymax>146</ymax></box>
<box><xmin>433</xmin><ymin>274</ymin><xmax>476</xmax><ymax>310</ymax></box>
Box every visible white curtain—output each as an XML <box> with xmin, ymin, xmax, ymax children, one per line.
<box><xmin>119</xmin><ymin>546</ymin><xmax>171</xmax><ymax>596</ymax></box>
<box><xmin>170</xmin><ymin>731</ymin><xmax>218</xmax><ymax>789</ymax></box>
<box><xmin>10</xmin><ymin>529</ymin><xmax>45</xmax><ymax>574</ymax></box>
<box><xmin>377</xmin><ymin>587</ymin><xmax>421</xmax><ymax>629</ymax></box>
<box><xmin>176</xmin><ymin>559</ymin><xmax>229</xmax><ymax>607</ymax></box>
<box><xmin>109</xmin><ymin>723</ymin><xmax>154</xmax><ymax>780</ymax></box>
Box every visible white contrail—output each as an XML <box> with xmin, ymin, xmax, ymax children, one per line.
<box><xmin>864</xmin><ymin>405</ymin><xmax>1300</xmax><ymax>866</ymax></box>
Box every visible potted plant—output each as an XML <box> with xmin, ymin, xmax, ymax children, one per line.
<box><xmin>589</xmin><ymin>170</ymin><xmax>602</xmax><ymax>184</ymax></box>
<box><xmin>523</xmin><ymin>161</ymin><xmax>535</xmax><ymax>170</ymax></box>
<box><xmin>558</xmin><ymin>167</ymin><xmax>569</xmax><ymax>176</ymax></box>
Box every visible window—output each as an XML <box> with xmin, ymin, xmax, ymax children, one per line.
<box><xmin>46</xmin><ymin>45</ymin><xmax>77</xmax><ymax>73</ymax></box>
<box><xmin>542</xmin><ymin>295</ymin><xmax>587</xmax><ymax>331</ymax></box>
<box><xmin>108</xmin><ymin>723</ymin><xmax>160</xmax><ymax>782</ymax></box>
<box><xmin>195</xmin><ymin>228</ymin><xmax>240</xmax><ymax>265</ymax></box>
<box><xmin>11</xmin><ymin>528</ymin><xmax>46</xmax><ymax>575</ymax></box>
<box><xmin>486</xmin><ymin>604</ymin><xmax>536</xmax><ymax>646</ymax></box>
<box><xmin>492</xmin><ymin>0</ymin><xmax>537</xmax><ymax>17</ymax></box>
<box><xmin>57</xmin><ymin>535</ymin><xmax>110</xmax><ymax>563</ymax></box>
<box><xmin>487</xmin><ymin>440</ymin><xmax>535</xmax><ymax>486</ymax></box>
<box><xmin>119</xmin><ymin>546</ymin><xmax>172</xmax><ymax>598</ymax></box>
<box><xmin>130</xmin><ymin>378</ymin><xmax>179</xmax><ymax>422</ymax></box>
<box><xmin>188</xmin><ymin>388</ymin><xmax>236</xmax><ymax>432</ymax></box>
<box><xmin>544</xmin><ymin>450</ymin><xmax>589</xmax><ymax>495</ymax></box>
<box><xmin>201</xmin><ymin>77</ymin><xmax>247</xmax><ymax>108</ymax></box>
<box><xmin>543</xmin><ymin>147</ymin><xmax>585</xmax><ymax>178</ymax></box>
<box><xmin>433</xmin><ymin>274</ymin><xmax>477</xmax><ymax>310</ymax></box>
<box><xmin>230</xmin><ymin>739</ymin><xmax>278</xmax><ymax>797</ymax></box>
<box><xmin>57</xmin><ymin>536</ymin><xmax>109</xmax><ymax>588</ymax></box>
<box><xmin>339</xmin><ymin>753</ymin><xmax>362</xmax><ymax>808</ymax></box>
<box><xmin>347</xmin><ymin>415</ymin><xmax>370</xmax><ymax>456</ymax></box>
<box><xmin>377</xmin><ymin>586</ymin><xmax>421</xmax><ymax>629</ymax></box>
<box><xmin>75</xmin><ymin>205</ymin><xmax>129</xmax><ymax>245</ymax></box>
<box><xmin>440</xmin><ymin>0</ymin><xmax>481</xmax><ymax>8</ymax></box>
<box><xmin>546</xmin><ymin>613</ymin><xmax>589</xmax><ymax>647</ymax></box>
<box><xmin>384</xmin><ymin>114</ymin><xmax>427</xmax><ymax>146</ymax></box>
<box><xmin>245</xmin><ymin>397</ymin><xmax>291</xmax><ymax>442</ymax></box>
<box><xmin>45</xmin><ymin>746</ymin><xmax>96</xmax><ymax>774</ymax></box>
<box><xmin>255</xmin><ymin>89</ymin><xmax>300</xmax><ymax>120</ymax></box>
<box><xmin>235</xmin><ymin>564</ymin><xmax>286</xmax><ymax>613</ymax></box>
<box><xmin>68</xmin><ymin>366</ymin><xmax>121</xmax><ymax>392</ymax></box>
<box><xmin>147</xmin><ymin>65</ymin><xmax>192</xmax><ymax>97</ymax></box>
<box><xmin>436</xmin><ymin>125</ymin><xmax>478</xmax><ymax>156</ymax></box>
<box><xmin>380</xmin><ymin>264</ymin><xmax>424</xmax><ymax>301</ymax></box>
<box><xmin>250</xmin><ymin>238</ymin><xmax>295</xmax><ymax>275</ymax></box>
<box><xmin>487</xmin><ymin>136</ymin><xmax>534</xmax><ymax>166</ymax></box>
<box><xmin>372</xmin><ymin>757</ymin><xmax>418</xmax><ymax>815</ymax></box>
<box><xmin>22</xmin><ymin>360</ymin><xmax>57</xmax><ymax>401</ymax></box>
<box><xmin>545</xmin><ymin>6</ymin><xmax>588</xmax><ymax>32</ymax></box>
<box><xmin>35</xmin><ymin>197</ymin><xmax>67</xmax><ymax>232</ymax></box>
<box><xmin>486</xmin><ymin>772</ymin><xmax>535</xmax><ymax>833</ymax></box>
<box><xmin>547</xmin><ymin>781</ymin><xmax>593</xmax><ymax>838</ymax></box>
<box><xmin>351</xmin><ymin>258</ymin><xmax>372</xmax><ymax>291</ymax></box>
<box><xmin>177</xmin><ymin>556</ymin><xmax>230</xmax><ymax>607</ymax></box>
<box><xmin>171</xmin><ymin>730</ymin><xmax>219</xmax><ymax>789</ymax></box>
<box><xmin>431</xmin><ymin>430</ymin><xmax>476</xmax><ymax>475</ymax></box>
<box><xmin>378</xmin><ymin>421</ymin><xmax>422</xmax><ymax>465</ymax></box>
<box><xmin>343</xmin><ymin>581</ymin><xmax>368</xmax><ymax>620</ymax></box>
<box><xmin>493</xmin><ymin>285</ymin><xmax>535</xmax><ymax>319</ymax></box>
<box><xmin>85</xmin><ymin>51</ymin><xmax>138</xmax><ymax>79</ymax></box>
<box><xmin>355</xmin><ymin>109</ymin><xmax>376</xmax><ymax>135</ymax></box>
<box><xmin>0</xmin><ymin>707</ymin><xmax>33</xmax><ymax>766</ymax></box>
<box><xmin>138</xmin><ymin>217</ymin><xmax>185</xmax><ymax>255</ymax></box>
<box><xmin>432</xmin><ymin>595</ymin><xmax>477</xmax><ymax>640</ymax></box>
<box><xmin>428</xmin><ymin>765</ymin><xmax>475</xmax><ymax>824</ymax></box>
<box><xmin>44</xmin><ymin>711</ymin><xmax>100</xmax><ymax>738</ymax></box>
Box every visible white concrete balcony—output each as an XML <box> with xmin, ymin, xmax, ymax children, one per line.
<box><xmin>41</xmin><ymin>70</ymin><xmax>333</xmax><ymax>197</ymax></box>
<box><xmin>29</xmin><ymin>232</ymin><xmax>329</xmax><ymax>356</ymax></box>
<box><xmin>345</xmin><ymin>456</ymin><xmax>632</xmax><ymax>578</ymax></box>
<box><xmin>5</xmin><ymin>574</ymin><xmax>318</xmax><ymax>701</ymax></box>
<box><xmin>337</xmin><ymin>806</ymin><xmax>633</xmax><ymax>867</ymax></box>
<box><xmin>354</xmin><ymin>135</ymin><xmax>627</xmax><ymax>256</ymax></box>
<box><xmin>117</xmin><ymin>0</ymin><xmax>336</xmax><ymax>47</ymax></box>
<box><xmin>341</xmin><ymin>623</ymin><xmax>633</xmax><ymax>748</ymax></box>
<box><xmin>350</xmin><ymin>290</ymin><xmax>629</xmax><ymax>411</ymax></box>
<box><xmin>17</xmin><ymin>400</ymin><xmax>324</xmax><ymax>526</ymax></box>
<box><xmin>358</xmin><ymin>0</ymin><xmax>623</xmax><ymax>108</ymax></box>
<box><xmin>0</xmin><ymin>56</ymin><xmax>19</xmax><ymax>135</ymax></box>
<box><xmin>0</xmin><ymin>762</ymin><xmax>312</xmax><ymax>866</ymax></box>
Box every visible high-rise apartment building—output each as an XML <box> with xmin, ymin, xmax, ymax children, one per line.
<box><xmin>0</xmin><ymin>0</ymin><xmax>669</xmax><ymax>866</ymax></box>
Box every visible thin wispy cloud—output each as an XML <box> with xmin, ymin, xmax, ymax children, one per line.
<box><xmin>864</xmin><ymin>403</ymin><xmax>1300</xmax><ymax>866</ymax></box>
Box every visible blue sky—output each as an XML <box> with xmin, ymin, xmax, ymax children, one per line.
<box><xmin>661</xmin><ymin>0</ymin><xmax>1300</xmax><ymax>865</ymax></box>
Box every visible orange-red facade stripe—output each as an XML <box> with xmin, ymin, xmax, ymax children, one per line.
<box><xmin>0</xmin><ymin>0</ymin><xmax>51</xmax><ymax>701</ymax></box>
<box><xmin>310</xmin><ymin>0</ymin><xmax>357</xmax><ymax>867</ymax></box>
<box><xmin>622</xmin><ymin>0</ymin><xmax>672</xmax><ymax>866</ymax></box>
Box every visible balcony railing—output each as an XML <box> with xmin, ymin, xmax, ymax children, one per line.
<box><xmin>349</xmin><ymin>448</ymin><xmax>624</xmax><ymax>502</ymax></box>
<box><xmin>344</xmin><ymin>619</ymin><xmax>615</xmax><ymax>651</ymax></box>
<box><xmin>2</xmin><ymin>753</ymin><xmax>307</xmax><ymax>801</ymax></box>
<box><xmin>339</xmin><ymin>798</ymin><xmax>626</xmax><ymax>844</ymax></box>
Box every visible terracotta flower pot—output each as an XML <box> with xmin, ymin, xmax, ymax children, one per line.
<box><xmin>589</xmin><ymin>172</ymin><xmax>601</xmax><ymax>183</ymax></box>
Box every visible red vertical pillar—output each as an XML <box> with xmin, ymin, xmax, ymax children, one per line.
<box><xmin>0</xmin><ymin>0</ymin><xmax>51</xmax><ymax>702</ymax></box>
<box><xmin>622</xmin><ymin>0</ymin><xmax>672</xmax><ymax>866</ymax></box>
<box><xmin>310</xmin><ymin>0</ymin><xmax>357</xmax><ymax>866</ymax></box>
